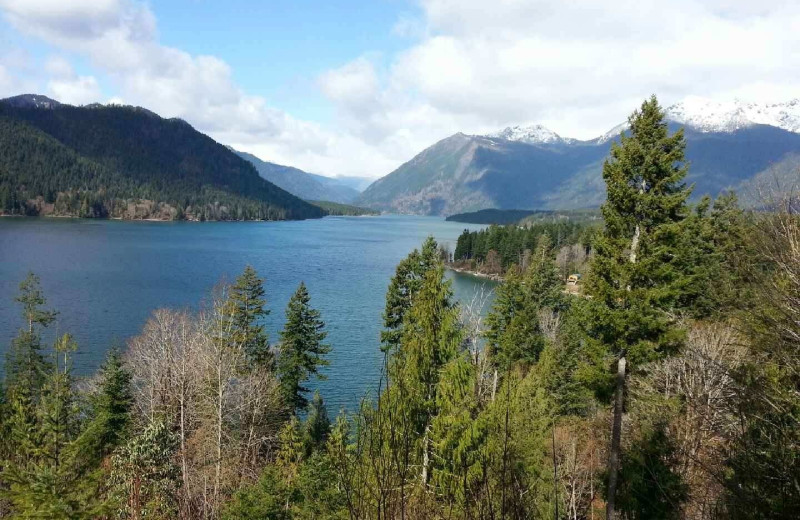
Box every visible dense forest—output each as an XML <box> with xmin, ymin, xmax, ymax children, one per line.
<box><xmin>307</xmin><ymin>200</ymin><xmax>379</xmax><ymax>216</ymax></box>
<box><xmin>452</xmin><ymin>221</ymin><xmax>599</xmax><ymax>277</ymax></box>
<box><xmin>1</xmin><ymin>96</ymin><xmax>799</xmax><ymax>519</ymax></box>
<box><xmin>0</xmin><ymin>99</ymin><xmax>324</xmax><ymax>221</ymax></box>
<box><xmin>446</xmin><ymin>209</ymin><xmax>601</xmax><ymax>226</ymax></box>
<box><xmin>446</xmin><ymin>209</ymin><xmax>546</xmax><ymax>225</ymax></box>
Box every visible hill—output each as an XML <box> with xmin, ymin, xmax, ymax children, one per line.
<box><xmin>356</xmin><ymin>99</ymin><xmax>800</xmax><ymax>215</ymax></box>
<box><xmin>308</xmin><ymin>200</ymin><xmax>379</xmax><ymax>216</ymax></box>
<box><xmin>0</xmin><ymin>95</ymin><xmax>324</xmax><ymax>221</ymax></box>
<box><xmin>233</xmin><ymin>150</ymin><xmax>360</xmax><ymax>204</ymax></box>
<box><xmin>446</xmin><ymin>209</ymin><xmax>544</xmax><ymax>224</ymax></box>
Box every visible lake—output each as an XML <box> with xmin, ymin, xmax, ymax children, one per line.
<box><xmin>0</xmin><ymin>215</ymin><xmax>494</xmax><ymax>411</ymax></box>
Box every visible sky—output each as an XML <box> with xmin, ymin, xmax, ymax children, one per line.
<box><xmin>0</xmin><ymin>0</ymin><xmax>799</xmax><ymax>179</ymax></box>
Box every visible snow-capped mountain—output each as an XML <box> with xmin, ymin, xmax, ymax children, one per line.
<box><xmin>666</xmin><ymin>97</ymin><xmax>800</xmax><ymax>134</ymax></box>
<box><xmin>487</xmin><ymin>124</ymin><xmax>571</xmax><ymax>144</ymax></box>
<box><xmin>597</xmin><ymin>97</ymin><xmax>800</xmax><ymax>142</ymax></box>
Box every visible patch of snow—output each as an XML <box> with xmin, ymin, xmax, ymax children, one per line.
<box><xmin>666</xmin><ymin>96</ymin><xmax>800</xmax><ymax>134</ymax></box>
<box><xmin>487</xmin><ymin>124</ymin><xmax>567</xmax><ymax>144</ymax></box>
<box><xmin>593</xmin><ymin>97</ymin><xmax>800</xmax><ymax>143</ymax></box>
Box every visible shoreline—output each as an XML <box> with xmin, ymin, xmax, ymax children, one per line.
<box><xmin>445</xmin><ymin>264</ymin><xmax>503</xmax><ymax>282</ymax></box>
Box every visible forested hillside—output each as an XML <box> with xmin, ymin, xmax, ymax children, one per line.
<box><xmin>0</xmin><ymin>96</ymin><xmax>324</xmax><ymax>220</ymax></box>
<box><xmin>2</xmin><ymin>97</ymin><xmax>799</xmax><ymax>519</ymax></box>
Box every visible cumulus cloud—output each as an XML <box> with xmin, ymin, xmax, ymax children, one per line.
<box><xmin>1</xmin><ymin>0</ymin><xmax>799</xmax><ymax>178</ymax></box>
<box><xmin>0</xmin><ymin>0</ymin><xmax>387</xmax><ymax>176</ymax></box>
<box><xmin>323</xmin><ymin>0</ymin><xmax>800</xmax><ymax>145</ymax></box>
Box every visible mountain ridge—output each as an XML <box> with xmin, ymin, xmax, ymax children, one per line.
<box><xmin>0</xmin><ymin>95</ymin><xmax>324</xmax><ymax>221</ymax></box>
<box><xmin>357</xmin><ymin>100</ymin><xmax>800</xmax><ymax>215</ymax></box>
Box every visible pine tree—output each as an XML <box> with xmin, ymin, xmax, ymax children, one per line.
<box><xmin>381</xmin><ymin>236</ymin><xmax>439</xmax><ymax>352</ymax></box>
<box><xmin>393</xmin><ymin>262</ymin><xmax>464</xmax><ymax>487</ymax></box>
<box><xmin>2</xmin><ymin>334</ymin><xmax>108</xmax><ymax>519</ymax></box>
<box><xmin>5</xmin><ymin>272</ymin><xmax>57</xmax><ymax>398</ymax></box>
<box><xmin>110</xmin><ymin>420</ymin><xmax>180</xmax><ymax>520</ymax></box>
<box><xmin>230</xmin><ymin>265</ymin><xmax>271</xmax><ymax>367</ymax></box>
<box><xmin>277</xmin><ymin>282</ymin><xmax>331</xmax><ymax>412</ymax></box>
<box><xmin>74</xmin><ymin>349</ymin><xmax>133</xmax><ymax>466</ymax></box>
<box><xmin>583</xmin><ymin>95</ymin><xmax>691</xmax><ymax>520</ymax></box>
<box><xmin>485</xmin><ymin>235</ymin><xmax>564</xmax><ymax>370</ymax></box>
<box><xmin>303</xmin><ymin>391</ymin><xmax>331</xmax><ymax>453</ymax></box>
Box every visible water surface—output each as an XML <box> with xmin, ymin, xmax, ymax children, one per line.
<box><xmin>0</xmin><ymin>215</ymin><xmax>494</xmax><ymax>410</ymax></box>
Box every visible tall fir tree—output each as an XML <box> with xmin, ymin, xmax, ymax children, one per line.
<box><xmin>230</xmin><ymin>265</ymin><xmax>272</xmax><ymax>367</ymax></box>
<box><xmin>381</xmin><ymin>236</ymin><xmax>439</xmax><ymax>352</ymax></box>
<box><xmin>74</xmin><ymin>349</ymin><xmax>133</xmax><ymax>467</ymax></box>
<box><xmin>5</xmin><ymin>272</ymin><xmax>57</xmax><ymax>399</ymax></box>
<box><xmin>485</xmin><ymin>235</ymin><xmax>564</xmax><ymax>370</ymax></box>
<box><xmin>583</xmin><ymin>95</ymin><xmax>692</xmax><ymax>520</ymax></box>
<box><xmin>277</xmin><ymin>282</ymin><xmax>331</xmax><ymax>412</ymax></box>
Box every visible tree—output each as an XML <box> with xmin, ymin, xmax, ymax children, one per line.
<box><xmin>277</xmin><ymin>283</ymin><xmax>331</xmax><ymax>412</ymax></box>
<box><xmin>303</xmin><ymin>391</ymin><xmax>331</xmax><ymax>453</ymax></box>
<box><xmin>230</xmin><ymin>265</ymin><xmax>272</xmax><ymax>367</ymax></box>
<box><xmin>5</xmin><ymin>272</ymin><xmax>57</xmax><ymax>398</ymax></box>
<box><xmin>110</xmin><ymin>420</ymin><xmax>180</xmax><ymax>520</ymax></box>
<box><xmin>1</xmin><ymin>334</ymin><xmax>108</xmax><ymax>520</ymax></box>
<box><xmin>583</xmin><ymin>95</ymin><xmax>691</xmax><ymax>520</ymax></box>
<box><xmin>74</xmin><ymin>349</ymin><xmax>133</xmax><ymax>467</ymax></box>
<box><xmin>381</xmin><ymin>236</ymin><xmax>439</xmax><ymax>352</ymax></box>
<box><xmin>485</xmin><ymin>236</ymin><xmax>565</xmax><ymax>371</ymax></box>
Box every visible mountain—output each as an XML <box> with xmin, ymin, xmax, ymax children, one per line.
<box><xmin>0</xmin><ymin>95</ymin><xmax>324</xmax><ymax>220</ymax></box>
<box><xmin>357</xmin><ymin>98</ymin><xmax>800</xmax><ymax>215</ymax></box>
<box><xmin>233</xmin><ymin>150</ymin><xmax>360</xmax><ymax>203</ymax></box>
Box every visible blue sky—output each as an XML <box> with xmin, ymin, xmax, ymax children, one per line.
<box><xmin>152</xmin><ymin>1</ymin><xmax>414</xmax><ymax>122</ymax></box>
<box><xmin>0</xmin><ymin>1</ymin><xmax>798</xmax><ymax>177</ymax></box>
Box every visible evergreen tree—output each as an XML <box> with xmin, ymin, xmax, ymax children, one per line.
<box><xmin>485</xmin><ymin>236</ymin><xmax>564</xmax><ymax>370</ymax></box>
<box><xmin>5</xmin><ymin>272</ymin><xmax>57</xmax><ymax>397</ymax></box>
<box><xmin>110</xmin><ymin>420</ymin><xmax>180</xmax><ymax>520</ymax></box>
<box><xmin>277</xmin><ymin>283</ymin><xmax>330</xmax><ymax>412</ymax></box>
<box><xmin>583</xmin><ymin>95</ymin><xmax>691</xmax><ymax>519</ymax></box>
<box><xmin>393</xmin><ymin>261</ymin><xmax>464</xmax><ymax>486</ymax></box>
<box><xmin>303</xmin><ymin>391</ymin><xmax>331</xmax><ymax>453</ymax></box>
<box><xmin>381</xmin><ymin>236</ymin><xmax>439</xmax><ymax>352</ymax></box>
<box><xmin>74</xmin><ymin>349</ymin><xmax>133</xmax><ymax>466</ymax></box>
<box><xmin>2</xmin><ymin>334</ymin><xmax>107</xmax><ymax>519</ymax></box>
<box><xmin>230</xmin><ymin>265</ymin><xmax>272</xmax><ymax>367</ymax></box>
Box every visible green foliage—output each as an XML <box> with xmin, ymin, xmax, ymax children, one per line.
<box><xmin>277</xmin><ymin>282</ymin><xmax>330</xmax><ymax>412</ymax></box>
<box><xmin>453</xmin><ymin>220</ymin><xmax>597</xmax><ymax>271</ymax></box>
<box><xmin>74</xmin><ymin>349</ymin><xmax>133</xmax><ymax>467</ymax></box>
<box><xmin>110</xmin><ymin>420</ymin><xmax>180</xmax><ymax>520</ymax></box>
<box><xmin>381</xmin><ymin>236</ymin><xmax>439</xmax><ymax>352</ymax></box>
<box><xmin>222</xmin><ymin>466</ymin><xmax>290</xmax><ymax>520</ymax></box>
<box><xmin>4</xmin><ymin>273</ymin><xmax>57</xmax><ymax>396</ymax></box>
<box><xmin>484</xmin><ymin>236</ymin><xmax>565</xmax><ymax>370</ymax></box>
<box><xmin>616</xmin><ymin>421</ymin><xmax>688</xmax><ymax>520</ymax></box>
<box><xmin>583</xmin><ymin>95</ymin><xmax>692</xmax><ymax>372</ymax></box>
<box><xmin>230</xmin><ymin>265</ymin><xmax>272</xmax><ymax>367</ymax></box>
<box><xmin>307</xmin><ymin>200</ymin><xmax>379</xmax><ymax>216</ymax></box>
<box><xmin>303</xmin><ymin>391</ymin><xmax>331</xmax><ymax>453</ymax></box>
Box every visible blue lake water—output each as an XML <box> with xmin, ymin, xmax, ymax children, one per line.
<box><xmin>0</xmin><ymin>215</ymin><xmax>494</xmax><ymax>411</ymax></box>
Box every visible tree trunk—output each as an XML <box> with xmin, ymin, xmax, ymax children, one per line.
<box><xmin>606</xmin><ymin>355</ymin><xmax>626</xmax><ymax>520</ymax></box>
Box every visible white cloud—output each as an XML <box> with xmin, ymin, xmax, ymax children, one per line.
<box><xmin>1</xmin><ymin>0</ymin><xmax>799</xmax><ymax>178</ymax></box>
<box><xmin>0</xmin><ymin>0</ymin><xmax>387</xmax><ymax>176</ymax></box>
<box><xmin>322</xmin><ymin>0</ymin><xmax>800</xmax><ymax>148</ymax></box>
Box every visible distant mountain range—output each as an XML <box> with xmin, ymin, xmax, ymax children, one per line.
<box><xmin>233</xmin><ymin>150</ymin><xmax>361</xmax><ymax>204</ymax></box>
<box><xmin>357</xmin><ymin>98</ymin><xmax>800</xmax><ymax>215</ymax></box>
<box><xmin>0</xmin><ymin>94</ymin><xmax>323</xmax><ymax>220</ymax></box>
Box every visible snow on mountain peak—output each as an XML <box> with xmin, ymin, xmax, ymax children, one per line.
<box><xmin>487</xmin><ymin>124</ymin><xmax>567</xmax><ymax>144</ymax></box>
<box><xmin>665</xmin><ymin>96</ymin><xmax>800</xmax><ymax>134</ymax></box>
<box><xmin>594</xmin><ymin>97</ymin><xmax>800</xmax><ymax>143</ymax></box>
